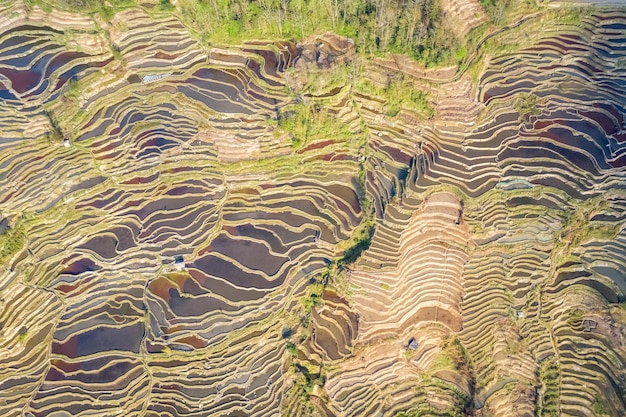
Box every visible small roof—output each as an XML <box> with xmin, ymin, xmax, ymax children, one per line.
<box><xmin>174</xmin><ymin>255</ymin><xmax>186</xmax><ymax>270</ymax></box>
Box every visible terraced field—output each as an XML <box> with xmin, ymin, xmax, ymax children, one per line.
<box><xmin>1</xmin><ymin>1</ymin><xmax>626</xmax><ymax>416</ymax></box>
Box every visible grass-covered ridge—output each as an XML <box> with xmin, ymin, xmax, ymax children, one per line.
<box><xmin>176</xmin><ymin>0</ymin><xmax>460</xmax><ymax>65</ymax></box>
<box><xmin>21</xmin><ymin>0</ymin><xmax>539</xmax><ymax>68</ymax></box>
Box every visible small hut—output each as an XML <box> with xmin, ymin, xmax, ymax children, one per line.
<box><xmin>174</xmin><ymin>255</ymin><xmax>186</xmax><ymax>271</ymax></box>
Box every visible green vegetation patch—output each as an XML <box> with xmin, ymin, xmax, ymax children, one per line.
<box><xmin>338</xmin><ymin>217</ymin><xmax>375</xmax><ymax>265</ymax></box>
<box><xmin>276</xmin><ymin>101</ymin><xmax>352</xmax><ymax>150</ymax></box>
<box><xmin>295</xmin><ymin>61</ymin><xmax>353</xmax><ymax>96</ymax></box>
<box><xmin>514</xmin><ymin>92</ymin><xmax>541</xmax><ymax>119</ymax></box>
<box><xmin>176</xmin><ymin>0</ymin><xmax>460</xmax><ymax>67</ymax></box>
<box><xmin>0</xmin><ymin>221</ymin><xmax>26</xmax><ymax>263</ymax></box>
<box><xmin>429</xmin><ymin>336</ymin><xmax>471</xmax><ymax>373</ymax></box>
<box><xmin>396</xmin><ymin>375</ymin><xmax>472</xmax><ymax>417</ymax></box>
<box><xmin>552</xmin><ymin>7</ymin><xmax>584</xmax><ymax>26</ymax></box>
<box><xmin>158</xmin><ymin>0</ymin><xmax>174</xmax><ymax>11</ymax></box>
<box><xmin>537</xmin><ymin>357</ymin><xmax>560</xmax><ymax>417</ymax></box>
<box><xmin>592</xmin><ymin>396</ymin><xmax>611</xmax><ymax>416</ymax></box>
<box><xmin>301</xmin><ymin>280</ymin><xmax>324</xmax><ymax>316</ymax></box>
<box><xmin>290</xmin><ymin>363</ymin><xmax>326</xmax><ymax>404</ymax></box>
<box><xmin>357</xmin><ymin>77</ymin><xmax>434</xmax><ymax>119</ymax></box>
<box><xmin>286</xmin><ymin>341</ymin><xmax>298</xmax><ymax>357</ymax></box>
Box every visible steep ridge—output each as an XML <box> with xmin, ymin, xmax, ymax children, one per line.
<box><xmin>320</xmin><ymin>190</ymin><xmax>472</xmax><ymax>416</ymax></box>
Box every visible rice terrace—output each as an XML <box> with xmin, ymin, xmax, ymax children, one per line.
<box><xmin>1</xmin><ymin>0</ymin><xmax>626</xmax><ymax>416</ymax></box>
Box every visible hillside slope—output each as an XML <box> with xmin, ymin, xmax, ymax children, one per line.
<box><xmin>0</xmin><ymin>1</ymin><xmax>625</xmax><ymax>416</ymax></box>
